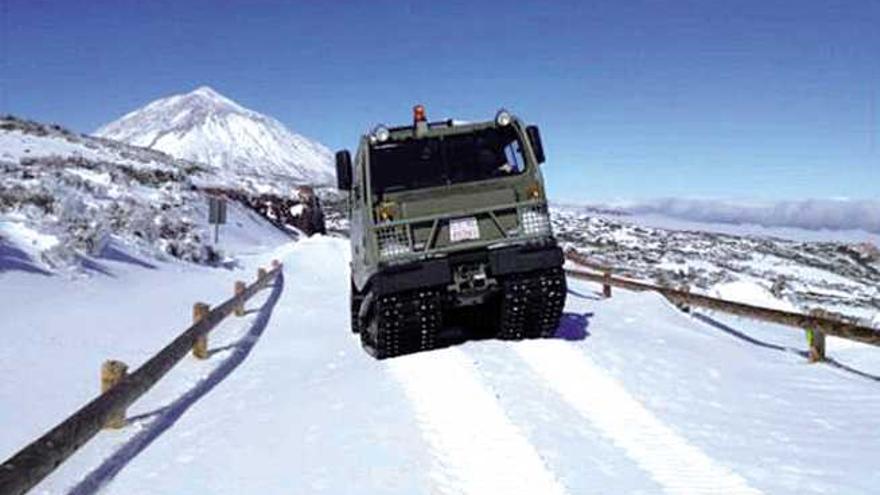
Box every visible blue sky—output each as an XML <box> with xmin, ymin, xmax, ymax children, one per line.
<box><xmin>2</xmin><ymin>0</ymin><xmax>878</xmax><ymax>202</ymax></box>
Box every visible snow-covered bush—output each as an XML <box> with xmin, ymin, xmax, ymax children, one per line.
<box><xmin>0</xmin><ymin>116</ymin><xmax>217</xmax><ymax>273</ymax></box>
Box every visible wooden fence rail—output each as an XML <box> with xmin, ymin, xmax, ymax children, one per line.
<box><xmin>564</xmin><ymin>250</ymin><xmax>880</xmax><ymax>348</ymax></box>
<box><xmin>0</xmin><ymin>262</ymin><xmax>283</xmax><ymax>495</ymax></box>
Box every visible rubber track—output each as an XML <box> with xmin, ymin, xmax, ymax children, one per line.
<box><xmin>350</xmin><ymin>283</ymin><xmax>363</xmax><ymax>334</ymax></box>
<box><xmin>362</xmin><ymin>288</ymin><xmax>443</xmax><ymax>359</ymax></box>
<box><xmin>498</xmin><ymin>267</ymin><xmax>566</xmax><ymax>340</ymax></box>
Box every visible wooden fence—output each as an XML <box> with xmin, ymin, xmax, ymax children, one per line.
<box><xmin>564</xmin><ymin>250</ymin><xmax>880</xmax><ymax>356</ymax></box>
<box><xmin>0</xmin><ymin>262</ymin><xmax>283</xmax><ymax>495</ymax></box>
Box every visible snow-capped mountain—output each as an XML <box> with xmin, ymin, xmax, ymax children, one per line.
<box><xmin>95</xmin><ymin>86</ymin><xmax>334</xmax><ymax>188</ymax></box>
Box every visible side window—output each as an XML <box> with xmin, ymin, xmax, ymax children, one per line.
<box><xmin>361</xmin><ymin>161</ymin><xmax>368</xmax><ymax>204</ymax></box>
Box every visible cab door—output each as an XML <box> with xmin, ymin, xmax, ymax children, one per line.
<box><xmin>350</xmin><ymin>146</ymin><xmax>369</xmax><ymax>289</ymax></box>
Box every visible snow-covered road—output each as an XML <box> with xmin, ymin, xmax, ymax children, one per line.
<box><xmin>4</xmin><ymin>236</ymin><xmax>880</xmax><ymax>494</ymax></box>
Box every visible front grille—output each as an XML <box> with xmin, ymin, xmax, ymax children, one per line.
<box><xmin>377</xmin><ymin>225</ymin><xmax>411</xmax><ymax>258</ymax></box>
<box><xmin>520</xmin><ymin>206</ymin><xmax>551</xmax><ymax>236</ymax></box>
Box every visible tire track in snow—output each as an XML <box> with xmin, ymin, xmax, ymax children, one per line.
<box><xmin>516</xmin><ymin>341</ymin><xmax>764</xmax><ymax>495</ymax></box>
<box><xmin>388</xmin><ymin>348</ymin><xmax>569</xmax><ymax>495</ymax></box>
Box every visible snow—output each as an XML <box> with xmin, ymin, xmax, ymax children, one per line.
<box><xmin>623</xmin><ymin>211</ymin><xmax>880</xmax><ymax>245</ymax></box>
<box><xmin>553</xmin><ymin>206</ymin><xmax>879</xmax><ymax>324</ymax></box>
<box><xmin>756</xmin><ymin>254</ymin><xmax>857</xmax><ymax>287</ymax></box>
<box><xmin>67</xmin><ymin>168</ymin><xmax>112</xmax><ymax>186</ymax></box>
<box><xmin>554</xmin><ymin>202</ymin><xmax>880</xmax><ymax>245</ymax></box>
<box><xmin>656</xmin><ymin>258</ymin><xmax>718</xmax><ymax>273</ymax></box>
<box><xmin>0</xmin><ymin>209</ymin><xmax>289</xmax><ymax>462</ymax></box>
<box><xmin>0</xmin><ymin>127</ymin><xmax>181</xmax><ymax>174</ymax></box>
<box><xmin>1</xmin><ymin>116</ymin><xmax>305</xmax><ymax>274</ymax></box>
<box><xmin>518</xmin><ymin>342</ymin><xmax>761</xmax><ymax>495</ymax></box>
<box><xmin>711</xmin><ymin>281</ymin><xmax>798</xmax><ymax>312</ymax></box>
<box><xmin>2</xmin><ymin>130</ymin><xmax>91</xmax><ymax>162</ymax></box>
<box><xmin>2</xmin><ymin>237</ymin><xmax>879</xmax><ymax>494</ymax></box>
<box><xmin>288</xmin><ymin>204</ymin><xmax>305</xmax><ymax>217</ymax></box>
<box><xmin>0</xmin><ymin>219</ymin><xmax>60</xmax><ymax>251</ymax></box>
<box><xmin>389</xmin><ymin>350</ymin><xmax>568</xmax><ymax>495</ymax></box>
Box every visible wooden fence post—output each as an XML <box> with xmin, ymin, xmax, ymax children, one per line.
<box><xmin>807</xmin><ymin>327</ymin><xmax>826</xmax><ymax>363</ymax></box>
<box><xmin>234</xmin><ymin>281</ymin><xmax>246</xmax><ymax>316</ymax></box>
<box><xmin>101</xmin><ymin>360</ymin><xmax>128</xmax><ymax>429</ymax></box>
<box><xmin>807</xmin><ymin>309</ymin><xmax>827</xmax><ymax>363</ymax></box>
<box><xmin>192</xmin><ymin>302</ymin><xmax>210</xmax><ymax>359</ymax></box>
<box><xmin>677</xmin><ymin>284</ymin><xmax>692</xmax><ymax>313</ymax></box>
<box><xmin>603</xmin><ymin>270</ymin><xmax>612</xmax><ymax>298</ymax></box>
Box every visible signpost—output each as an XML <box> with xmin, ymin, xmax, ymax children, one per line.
<box><xmin>208</xmin><ymin>196</ymin><xmax>227</xmax><ymax>244</ymax></box>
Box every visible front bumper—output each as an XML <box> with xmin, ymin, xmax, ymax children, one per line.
<box><xmin>371</xmin><ymin>241</ymin><xmax>563</xmax><ymax>296</ymax></box>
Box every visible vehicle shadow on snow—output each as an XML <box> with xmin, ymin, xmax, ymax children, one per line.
<box><xmin>554</xmin><ymin>312</ymin><xmax>593</xmax><ymax>341</ymax></box>
<box><xmin>435</xmin><ymin>310</ymin><xmax>592</xmax><ymax>352</ymax></box>
<box><xmin>68</xmin><ymin>273</ymin><xmax>286</xmax><ymax>495</ymax></box>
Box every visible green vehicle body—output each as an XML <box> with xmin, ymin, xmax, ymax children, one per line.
<box><xmin>336</xmin><ymin>108</ymin><xmax>565</xmax><ymax>356</ymax></box>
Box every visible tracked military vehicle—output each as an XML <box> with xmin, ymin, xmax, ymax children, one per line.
<box><xmin>336</xmin><ymin>106</ymin><xmax>565</xmax><ymax>359</ymax></box>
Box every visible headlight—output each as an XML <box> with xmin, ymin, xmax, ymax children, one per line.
<box><xmin>376</xmin><ymin>202</ymin><xmax>397</xmax><ymax>222</ymax></box>
<box><xmin>377</xmin><ymin>225</ymin><xmax>411</xmax><ymax>259</ymax></box>
<box><xmin>373</xmin><ymin>125</ymin><xmax>390</xmax><ymax>143</ymax></box>
<box><xmin>520</xmin><ymin>207</ymin><xmax>551</xmax><ymax>236</ymax></box>
<box><xmin>495</xmin><ymin>109</ymin><xmax>512</xmax><ymax>126</ymax></box>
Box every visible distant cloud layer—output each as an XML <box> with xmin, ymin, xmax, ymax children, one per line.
<box><xmin>622</xmin><ymin>199</ymin><xmax>880</xmax><ymax>234</ymax></box>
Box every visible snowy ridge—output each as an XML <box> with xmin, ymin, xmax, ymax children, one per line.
<box><xmin>95</xmin><ymin>86</ymin><xmax>334</xmax><ymax>188</ymax></box>
<box><xmin>553</xmin><ymin>206</ymin><xmax>880</xmax><ymax>326</ymax></box>
<box><xmin>628</xmin><ymin>198</ymin><xmax>880</xmax><ymax>235</ymax></box>
<box><xmin>566</xmin><ymin>198</ymin><xmax>880</xmax><ymax>236</ymax></box>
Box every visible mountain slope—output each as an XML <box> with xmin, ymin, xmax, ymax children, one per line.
<box><xmin>553</xmin><ymin>206</ymin><xmax>880</xmax><ymax>326</ymax></box>
<box><xmin>0</xmin><ymin>115</ymin><xmax>289</xmax><ymax>274</ymax></box>
<box><xmin>95</xmin><ymin>86</ymin><xmax>334</xmax><ymax>188</ymax></box>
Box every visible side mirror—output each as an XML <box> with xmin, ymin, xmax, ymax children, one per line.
<box><xmin>526</xmin><ymin>125</ymin><xmax>545</xmax><ymax>164</ymax></box>
<box><xmin>335</xmin><ymin>150</ymin><xmax>352</xmax><ymax>190</ymax></box>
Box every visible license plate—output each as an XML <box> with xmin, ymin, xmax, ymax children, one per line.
<box><xmin>449</xmin><ymin>217</ymin><xmax>480</xmax><ymax>243</ymax></box>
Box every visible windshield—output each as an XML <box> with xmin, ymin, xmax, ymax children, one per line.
<box><xmin>369</xmin><ymin>125</ymin><xmax>527</xmax><ymax>194</ymax></box>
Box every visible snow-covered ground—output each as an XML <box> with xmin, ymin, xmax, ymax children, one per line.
<box><xmin>552</xmin><ymin>206</ymin><xmax>880</xmax><ymax>326</ymax></box>
<box><xmin>0</xmin><ymin>203</ymin><xmax>289</xmax><ymax>463</ymax></box>
<box><xmin>3</xmin><ymin>236</ymin><xmax>878</xmax><ymax>494</ymax></box>
<box><xmin>557</xmin><ymin>200</ymin><xmax>880</xmax><ymax>244</ymax></box>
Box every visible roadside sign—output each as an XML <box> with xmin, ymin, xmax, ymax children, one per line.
<box><xmin>209</xmin><ymin>197</ymin><xmax>227</xmax><ymax>225</ymax></box>
<box><xmin>208</xmin><ymin>196</ymin><xmax>227</xmax><ymax>244</ymax></box>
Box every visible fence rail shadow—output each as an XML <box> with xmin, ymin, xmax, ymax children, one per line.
<box><xmin>68</xmin><ymin>274</ymin><xmax>285</xmax><ymax>495</ymax></box>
